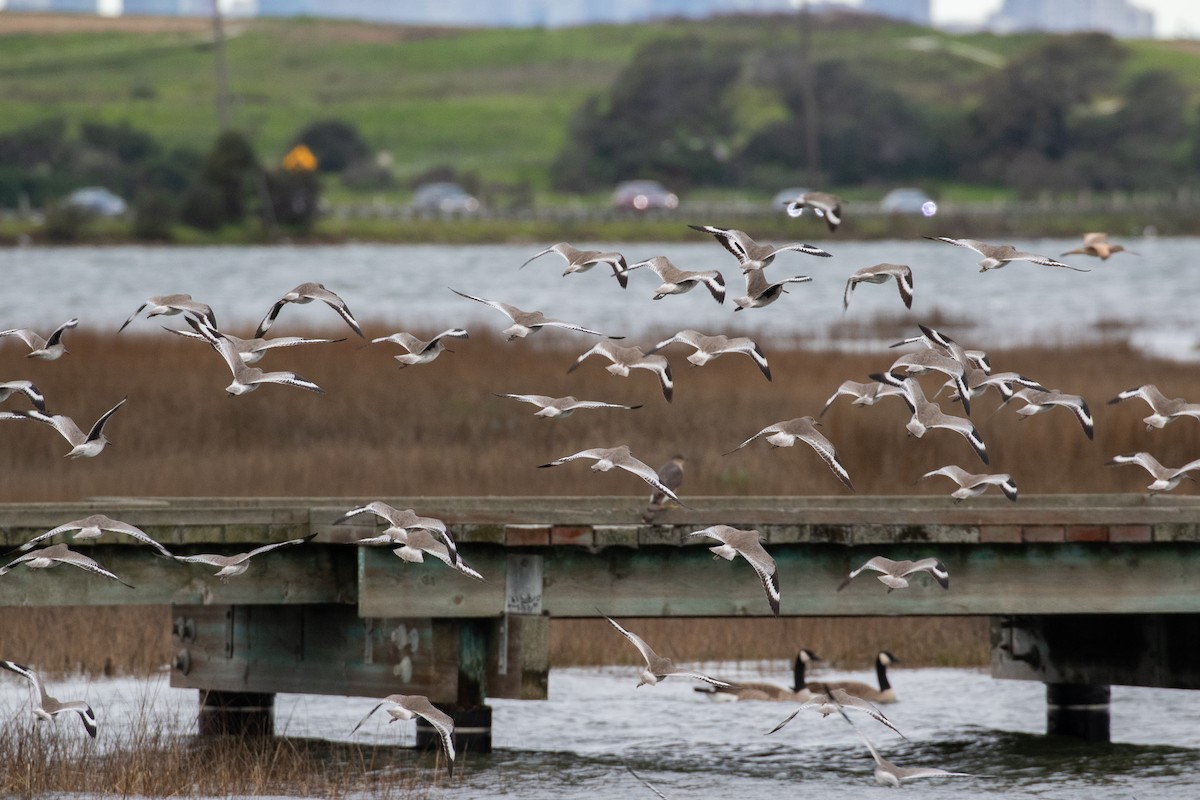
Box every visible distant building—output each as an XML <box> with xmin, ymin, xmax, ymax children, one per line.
<box><xmin>860</xmin><ymin>0</ymin><xmax>930</xmax><ymax>27</ymax></box>
<box><xmin>986</xmin><ymin>0</ymin><xmax>1154</xmax><ymax>38</ymax></box>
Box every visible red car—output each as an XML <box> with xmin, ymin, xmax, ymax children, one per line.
<box><xmin>612</xmin><ymin>180</ymin><xmax>679</xmax><ymax>211</ymax></box>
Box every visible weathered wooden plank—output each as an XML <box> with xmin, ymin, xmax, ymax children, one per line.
<box><xmin>357</xmin><ymin>546</ymin><xmax>505</xmax><ymax>618</ymax></box>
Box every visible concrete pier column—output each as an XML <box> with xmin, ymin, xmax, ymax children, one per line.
<box><xmin>1046</xmin><ymin>683</ymin><xmax>1110</xmax><ymax>741</ymax></box>
<box><xmin>197</xmin><ymin>690</ymin><xmax>275</xmax><ymax>736</ymax></box>
<box><xmin>418</xmin><ymin>704</ymin><xmax>492</xmax><ymax>754</ymax></box>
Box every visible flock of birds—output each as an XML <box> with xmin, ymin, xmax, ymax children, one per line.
<box><xmin>0</xmin><ymin>202</ymin><xmax>1183</xmax><ymax>787</ymax></box>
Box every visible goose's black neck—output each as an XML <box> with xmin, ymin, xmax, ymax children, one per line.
<box><xmin>876</xmin><ymin>657</ymin><xmax>891</xmax><ymax>691</ymax></box>
<box><xmin>792</xmin><ymin>655</ymin><xmax>807</xmax><ymax>692</ymax></box>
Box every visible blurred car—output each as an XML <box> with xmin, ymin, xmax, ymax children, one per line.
<box><xmin>410</xmin><ymin>182</ymin><xmax>481</xmax><ymax>214</ymax></box>
<box><xmin>612</xmin><ymin>180</ymin><xmax>678</xmax><ymax>211</ymax></box>
<box><xmin>64</xmin><ymin>187</ymin><xmax>127</xmax><ymax>217</ymax></box>
<box><xmin>880</xmin><ymin>187</ymin><xmax>937</xmax><ymax>217</ymax></box>
<box><xmin>771</xmin><ymin>187</ymin><xmax>810</xmax><ymax>211</ymax></box>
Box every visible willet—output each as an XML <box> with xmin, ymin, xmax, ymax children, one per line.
<box><xmin>171</xmin><ymin>533</ymin><xmax>316</xmax><ymax>580</ymax></box>
<box><xmin>695</xmin><ymin>649</ymin><xmax>822</xmax><ymax>702</ymax></box>
<box><xmin>333</xmin><ymin>501</ymin><xmax>457</xmax><ymax>561</ymax></box>
<box><xmin>519</xmin><ymin>242</ymin><xmax>629</xmax><ymax>289</ymax></box>
<box><xmin>371</xmin><ymin>328</ymin><xmax>469</xmax><ymax>367</ymax></box>
<box><xmin>119</xmin><ymin>294</ymin><xmax>216</xmax><ymax>333</ymax></box>
<box><xmin>732</xmin><ymin>266</ymin><xmax>813</xmax><ymax>311</ymax></box>
<box><xmin>1106</xmin><ymin>452</ymin><xmax>1200</xmax><ymax>492</ymax></box>
<box><xmin>725</xmin><ymin>416</ymin><xmax>854</xmax><ymax>491</ymax></box>
<box><xmin>927</xmin><ymin>237</ymin><xmax>1089</xmax><ymax>272</ymax></box>
<box><xmin>643</xmin><ymin>453</ymin><xmax>685</xmax><ymax>523</ymax></box>
<box><xmin>784</xmin><ymin>190</ymin><xmax>843</xmax><ymax>232</ymax></box>
<box><xmin>389</xmin><ymin>529</ymin><xmax>484</xmax><ymax>581</ymax></box>
<box><xmin>805</xmin><ymin>651</ymin><xmax>901</xmax><ymax>704</ymax></box>
<box><xmin>853</xmin><ymin>725</ymin><xmax>974</xmax><ymax>787</ymax></box>
<box><xmin>620</xmin><ymin>256</ymin><xmax>725</xmax><ymax>303</ymax></box>
<box><xmin>0</xmin><ymin>380</ymin><xmax>47</xmax><ymax>412</ymax></box>
<box><xmin>0</xmin><ymin>661</ymin><xmax>99</xmax><ymax>737</ymax></box>
<box><xmin>875</xmin><ymin>375</ymin><xmax>989</xmax><ymax>464</ymax></box>
<box><xmin>165</xmin><ymin>325</ymin><xmax>344</xmax><ymax>365</ymax></box>
<box><xmin>1108</xmin><ymin>384</ymin><xmax>1200</xmax><ymax>430</ymax></box>
<box><xmin>687</xmin><ymin>524</ymin><xmax>780</xmax><ymax>615</ymax></box>
<box><xmin>843</xmin><ymin>263</ymin><xmax>913</xmax><ymax>310</ymax></box>
<box><xmin>255</xmin><ymin>282</ymin><xmax>363</xmax><ymax>338</ymax></box>
<box><xmin>495</xmin><ymin>393</ymin><xmax>643</xmax><ymax>418</ymax></box>
<box><xmin>647</xmin><ymin>330</ymin><xmax>771</xmax><ymax>381</ymax></box>
<box><xmin>1061</xmin><ymin>232</ymin><xmax>1134</xmax><ymax>260</ymax></box>
<box><xmin>885</xmin><ymin>348</ymin><xmax>973</xmax><ymax>415</ymax></box>
<box><xmin>687</xmin><ymin>224</ymin><xmax>831</xmax><ymax>271</ymax></box>
<box><xmin>350</xmin><ymin>694</ymin><xmax>455</xmax><ymax>777</ymax></box>
<box><xmin>919</xmin><ymin>465</ymin><xmax>1017</xmax><ymax>502</ymax></box>
<box><xmin>952</xmin><ymin>369</ymin><xmax>1046</xmax><ymax>403</ymax></box>
<box><xmin>601</xmin><ymin>614</ymin><xmax>731</xmax><ymax>688</ymax></box>
<box><xmin>13</xmin><ymin>396</ymin><xmax>126</xmax><ymax>458</ymax></box>
<box><xmin>819</xmin><ymin>380</ymin><xmax>906</xmax><ymax>417</ymax></box>
<box><xmin>184</xmin><ymin>317</ymin><xmax>324</xmax><ymax>395</ymax></box>
<box><xmin>1005</xmin><ymin>387</ymin><xmax>1094</xmax><ymax>440</ymax></box>
<box><xmin>0</xmin><ymin>543</ymin><xmax>134</xmax><ymax>587</ymax></box>
<box><xmin>568</xmin><ymin>341</ymin><xmax>673</xmax><ymax>402</ymax></box>
<box><xmin>839</xmin><ymin>557</ymin><xmax>949</xmax><ymax>593</ymax></box>
<box><xmin>0</xmin><ymin>317</ymin><xmax>78</xmax><ymax>360</ymax></box>
<box><xmin>891</xmin><ymin>325</ymin><xmax>991</xmax><ymax>374</ymax></box>
<box><xmin>450</xmin><ymin>287</ymin><xmax>622</xmax><ymax>341</ymax></box>
<box><xmin>767</xmin><ymin>686</ymin><xmax>904</xmax><ymax>737</ymax></box>
<box><xmin>539</xmin><ymin>445</ymin><xmax>687</xmax><ymax>506</ymax></box>
<box><xmin>9</xmin><ymin>514</ymin><xmax>174</xmax><ymax>557</ymax></box>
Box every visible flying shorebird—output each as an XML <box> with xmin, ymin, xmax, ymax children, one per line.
<box><xmin>919</xmin><ymin>465</ymin><xmax>1018</xmax><ymax>502</ymax></box>
<box><xmin>725</xmin><ymin>416</ymin><xmax>854</xmax><ymax>491</ymax></box>
<box><xmin>255</xmin><ymin>282</ymin><xmax>363</xmax><ymax>338</ymax></box>
<box><xmin>450</xmin><ymin>287</ymin><xmax>622</xmax><ymax>341</ymax></box>
<box><xmin>687</xmin><ymin>224</ymin><xmax>831</xmax><ymax>271</ymax></box>
<box><xmin>333</xmin><ymin>501</ymin><xmax>459</xmax><ymax>564</ymax></box>
<box><xmin>12</xmin><ymin>396</ymin><xmax>126</xmax><ymax>458</ymax></box>
<box><xmin>495</xmin><ymin>393</ymin><xmax>643</xmax><ymax>418</ymax></box>
<box><xmin>838</xmin><ymin>556</ymin><xmax>950</xmax><ymax>593</ymax></box>
<box><xmin>0</xmin><ymin>661</ymin><xmax>99</xmax><ymax>738</ymax></box>
<box><xmin>170</xmin><ymin>533</ymin><xmax>316</xmax><ymax>580</ymax></box>
<box><xmin>1108</xmin><ymin>384</ymin><xmax>1200</xmax><ymax>430</ymax></box>
<box><xmin>890</xmin><ymin>325</ymin><xmax>991</xmax><ymax>375</ymax></box>
<box><xmin>767</xmin><ymin>686</ymin><xmax>905</xmax><ymax>738</ymax></box>
<box><xmin>784</xmin><ymin>190</ymin><xmax>844</xmax><ymax>232</ymax></box>
<box><xmin>1106</xmin><ymin>452</ymin><xmax>1200</xmax><ymax>493</ymax></box>
<box><xmin>873</xmin><ymin>375</ymin><xmax>989</xmax><ymax>464</ymax></box>
<box><xmin>184</xmin><ymin>317</ymin><xmax>323</xmax><ymax>396</ymax></box>
<box><xmin>819</xmin><ymin>380</ymin><xmax>906</xmax><ymax>417</ymax></box>
<box><xmin>519</xmin><ymin>241</ymin><xmax>630</xmax><ymax>289</ymax></box>
<box><xmin>732</xmin><ymin>266</ymin><xmax>813</xmax><ymax>311</ymax></box>
<box><xmin>568</xmin><ymin>341</ymin><xmax>673</xmax><ymax>402</ymax></box>
<box><xmin>885</xmin><ymin>348</ymin><xmax>973</xmax><ymax>415</ymax></box>
<box><xmin>350</xmin><ymin>694</ymin><xmax>456</xmax><ymax>777</ymax></box>
<box><xmin>387</xmin><ymin>529</ymin><xmax>484</xmax><ymax>580</ymax></box>
<box><xmin>0</xmin><ymin>380</ymin><xmax>47</xmax><ymax>412</ymax></box>
<box><xmin>647</xmin><ymin>330</ymin><xmax>771</xmax><ymax>381</ymax></box>
<box><xmin>164</xmin><ymin>325</ymin><xmax>344</xmax><ymax>365</ymax></box>
<box><xmin>539</xmin><ymin>446</ymin><xmax>687</xmax><ymax>506</ymax></box>
<box><xmin>119</xmin><ymin>293</ymin><xmax>216</xmax><ymax>332</ymax></box>
<box><xmin>853</xmin><ymin>725</ymin><xmax>975</xmax><ymax>788</ymax></box>
<box><xmin>0</xmin><ymin>543</ymin><xmax>134</xmax><ymax>588</ymax></box>
<box><xmin>602</xmin><ymin>614</ymin><xmax>731</xmax><ymax>689</ymax></box>
<box><xmin>926</xmin><ymin>237</ymin><xmax>1090</xmax><ymax>272</ymax></box>
<box><xmin>1005</xmin><ymin>387</ymin><xmax>1094</xmax><ymax>440</ymax></box>
<box><xmin>620</xmin><ymin>256</ymin><xmax>725</xmax><ymax>304</ymax></box>
<box><xmin>951</xmin><ymin>368</ymin><xmax>1047</xmax><ymax>403</ymax></box>
<box><xmin>1061</xmin><ymin>232</ymin><xmax>1134</xmax><ymax>261</ymax></box>
<box><xmin>0</xmin><ymin>318</ymin><xmax>78</xmax><ymax>360</ymax></box>
<box><xmin>687</xmin><ymin>525</ymin><xmax>780</xmax><ymax>615</ymax></box>
<box><xmin>8</xmin><ymin>514</ymin><xmax>173</xmax><ymax>557</ymax></box>
<box><xmin>843</xmin><ymin>263</ymin><xmax>914</xmax><ymax>311</ymax></box>
<box><xmin>371</xmin><ymin>328</ymin><xmax>468</xmax><ymax>367</ymax></box>
<box><xmin>643</xmin><ymin>454</ymin><xmax>686</xmax><ymax>523</ymax></box>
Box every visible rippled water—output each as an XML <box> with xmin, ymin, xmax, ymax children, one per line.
<box><xmin>1</xmin><ymin>236</ymin><xmax>1196</xmax><ymax>358</ymax></box>
<box><xmin>4</xmin><ymin>663</ymin><xmax>1198</xmax><ymax>798</ymax></box>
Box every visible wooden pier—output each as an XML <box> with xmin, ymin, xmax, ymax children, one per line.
<box><xmin>2</xmin><ymin>494</ymin><xmax>1198</xmax><ymax>744</ymax></box>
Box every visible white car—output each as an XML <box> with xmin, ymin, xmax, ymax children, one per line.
<box><xmin>64</xmin><ymin>187</ymin><xmax>127</xmax><ymax>217</ymax></box>
<box><xmin>880</xmin><ymin>188</ymin><xmax>937</xmax><ymax>217</ymax></box>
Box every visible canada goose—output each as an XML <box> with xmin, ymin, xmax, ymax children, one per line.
<box><xmin>806</xmin><ymin>651</ymin><xmax>900</xmax><ymax>704</ymax></box>
<box><xmin>695</xmin><ymin>649</ymin><xmax>822</xmax><ymax>702</ymax></box>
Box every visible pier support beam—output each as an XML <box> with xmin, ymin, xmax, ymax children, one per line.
<box><xmin>1047</xmin><ymin>683</ymin><xmax>1110</xmax><ymax>741</ymax></box>
<box><xmin>197</xmin><ymin>690</ymin><xmax>274</xmax><ymax>736</ymax></box>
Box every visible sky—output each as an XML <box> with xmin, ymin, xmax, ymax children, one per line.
<box><xmin>929</xmin><ymin>0</ymin><xmax>1200</xmax><ymax>38</ymax></box>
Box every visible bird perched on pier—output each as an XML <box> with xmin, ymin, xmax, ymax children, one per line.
<box><xmin>602</xmin><ymin>614</ymin><xmax>731</xmax><ymax>689</ymax></box>
<box><xmin>687</xmin><ymin>525</ymin><xmax>780</xmax><ymax>615</ymax></box>
<box><xmin>165</xmin><ymin>325</ymin><xmax>344</xmax><ymax>365</ymax></box>
<box><xmin>183</xmin><ymin>317</ymin><xmax>324</xmax><ymax>396</ymax></box>
<box><xmin>519</xmin><ymin>241</ymin><xmax>630</xmax><ymax>289</ymax></box>
<box><xmin>1061</xmin><ymin>232</ymin><xmax>1133</xmax><ymax>261</ymax></box>
<box><xmin>119</xmin><ymin>293</ymin><xmax>216</xmax><ymax>333</ymax></box>
<box><xmin>0</xmin><ymin>543</ymin><xmax>134</xmax><ymax>588</ymax></box>
<box><xmin>839</xmin><ymin>557</ymin><xmax>949</xmax><ymax>593</ymax></box>
<box><xmin>255</xmin><ymin>282</ymin><xmax>363</xmax><ymax>338</ymax></box>
<box><xmin>687</xmin><ymin>225</ymin><xmax>831</xmax><ymax>271</ymax></box>
<box><xmin>170</xmin><ymin>533</ymin><xmax>316</xmax><ymax>581</ymax></box>
<box><xmin>371</xmin><ymin>328</ymin><xmax>468</xmax><ymax>368</ymax></box>
<box><xmin>540</xmin><ymin>446</ymin><xmax>687</xmax><ymax>506</ymax></box>
<box><xmin>7</xmin><ymin>514</ymin><xmax>173</xmax><ymax>557</ymax></box>
<box><xmin>0</xmin><ymin>661</ymin><xmax>98</xmax><ymax>737</ymax></box>
<box><xmin>450</xmin><ymin>288</ymin><xmax>622</xmax><ymax>341</ymax></box>
<box><xmin>1108</xmin><ymin>384</ymin><xmax>1200</xmax><ymax>430</ymax></box>
<box><xmin>10</xmin><ymin>396</ymin><xmax>127</xmax><ymax>458</ymax></box>
<box><xmin>495</xmin><ymin>393</ymin><xmax>643</xmax><ymax>419</ymax></box>
<box><xmin>647</xmin><ymin>330</ymin><xmax>771</xmax><ymax>381</ymax></box>
<box><xmin>643</xmin><ymin>454</ymin><xmax>685</xmax><ymax>523</ymax></box>
<box><xmin>568</xmin><ymin>341</ymin><xmax>673</xmax><ymax>402</ymax></box>
<box><xmin>619</xmin><ymin>256</ymin><xmax>725</xmax><ymax>304</ymax></box>
<box><xmin>0</xmin><ymin>317</ymin><xmax>78</xmax><ymax>360</ymax></box>
<box><xmin>0</xmin><ymin>380</ymin><xmax>47</xmax><ymax>413</ymax></box>
<box><xmin>725</xmin><ymin>416</ymin><xmax>854</xmax><ymax>491</ymax></box>
<box><xmin>1106</xmin><ymin>452</ymin><xmax>1200</xmax><ymax>493</ymax></box>
<box><xmin>349</xmin><ymin>694</ymin><xmax>456</xmax><ymax>777</ymax></box>
<box><xmin>926</xmin><ymin>237</ymin><xmax>1089</xmax><ymax>272</ymax></box>
<box><xmin>919</xmin><ymin>465</ymin><xmax>1018</xmax><ymax>502</ymax></box>
<box><xmin>843</xmin><ymin>263</ymin><xmax>914</xmax><ymax>311</ymax></box>
<box><xmin>784</xmin><ymin>190</ymin><xmax>844</xmax><ymax>232</ymax></box>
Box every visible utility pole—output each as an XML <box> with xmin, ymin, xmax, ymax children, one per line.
<box><xmin>211</xmin><ymin>0</ymin><xmax>233</xmax><ymax>131</ymax></box>
<box><xmin>793</xmin><ymin>0</ymin><xmax>822</xmax><ymax>183</ymax></box>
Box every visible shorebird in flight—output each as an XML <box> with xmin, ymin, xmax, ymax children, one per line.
<box><xmin>891</xmin><ymin>325</ymin><xmax>991</xmax><ymax>375</ymax></box>
<box><xmin>919</xmin><ymin>465</ymin><xmax>1017</xmax><ymax>502</ymax></box>
<box><xmin>927</xmin><ymin>237</ymin><xmax>1089</xmax><ymax>272</ymax></box>
<box><xmin>519</xmin><ymin>242</ymin><xmax>630</xmax><ymax>289</ymax></box>
<box><xmin>171</xmin><ymin>534</ymin><xmax>316</xmax><ymax>580</ymax></box>
<box><xmin>838</xmin><ymin>556</ymin><xmax>950</xmax><ymax>593</ymax></box>
<box><xmin>1061</xmin><ymin>232</ymin><xmax>1134</xmax><ymax>261</ymax></box>
<box><xmin>0</xmin><ymin>380</ymin><xmax>47</xmax><ymax>413</ymax></box>
<box><xmin>119</xmin><ymin>293</ymin><xmax>216</xmax><ymax>332</ymax></box>
<box><xmin>687</xmin><ymin>225</ymin><xmax>831</xmax><ymax>271</ymax></box>
<box><xmin>8</xmin><ymin>514</ymin><xmax>173</xmax><ymax>557</ymax></box>
<box><xmin>732</xmin><ymin>266</ymin><xmax>813</xmax><ymax>311</ymax></box>
<box><xmin>620</xmin><ymin>256</ymin><xmax>725</xmax><ymax>303</ymax></box>
<box><xmin>165</xmin><ymin>325</ymin><xmax>344</xmax><ymax>365</ymax></box>
<box><xmin>540</xmin><ymin>446</ymin><xmax>687</xmax><ymax>505</ymax></box>
<box><xmin>0</xmin><ymin>661</ymin><xmax>99</xmax><ymax>737</ymax></box>
<box><xmin>784</xmin><ymin>190</ymin><xmax>843</xmax><ymax>232</ymax></box>
<box><xmin>1106</xmin><ymin>452</ymin><xmax>1200</xmax><ymax>493</ymax></box>
<box><xmin>819</xmin><ymin>380</ymin><xmax>905</xmax><ymax>417</ymax></box>
<box><xmin>450</xmin><ymin>287</ymin><xmax>622</xmax><ymax>341</ymax></box>
<box><xmin>602</xmin><ymin>614</ymin><xmax>731</xmax><ymax>689</ymax></box>
<box><xmin>0</xmin><ymin>318</ymin><xmax>78</xmax><ymax>360</ymax></box>
<box><xmin>0</xmin><ymin>543</ymin><xmax>134</xmax><ymax>587</ymax></box>
<box><xmin>185</xmin><ymin>318</ymin><xmax>323</xmax><ymax>395</ymax></box>
<box><xmin>726</xmin><ymin>416</ymin><xmax>854</xmax><ymax>491</ymax></box>
<box><xmin>1005</xmin><ymin>387</ymin><xmax>1094</xmax><ymax>440</ymax></box>
<box><xmin>13</xmin><ymin>396</ymin><xmax>126</xmax><ymax>458</ymax></box>
<box><xmin>874</xmin><ymin>375</ymin><xmax>989</xmax><ymax>464</ymax></box>
<box><xmin>767</xmin><ymin>687</ymin><xmax>904</xmax><ymax>738</ymax></box>
<box><xmin>334</xmin><ymin>501</ymin><xmax>458</xmax><ymax>564</ymax></box>
<box><xmin>854</xmin><ymin>726</ymin><xmax>974</xmax><ymax>787</ymax></box>
<box><xmin>884</xmin><ymin>348</ymin><xmax>973</xmax><ymax>415</ymax></box>
<box><xmin>568</xmin><ymin>341</ymin><xmax>673</xmax><ymax>402</ymax></box>
<box><xmin>688</xmin><ymin>525</ymin><xmax>780</xmax><ymax>615</ymax></box>
<box><xmin>1108</xmin><ymin>384</ymin><xmax>1200</xmax><ymax>430</ymax></box>
<box><xmin>647</xmin><ymin>330</ymin><xmax>771</xmax><ymax>381</ymax></box>
<box><xmin>843</xmin><ymin>263</ymin><xmax>914</xmax><ymax>311</ymax></box>
<box><xmin>371</xmin><ymin>328</ymin><xmax>468</xmax><ymax>368</ymax></box>
<box><xmin>350</xmin><ymin>694</ymin><xmax>456</xmax><ymax>777</ymax></box>
<box><xmin>389</xmin><ymin>529</ymin><xmax>484</xmax><ymax>580</ymax></box>
<box><xmin>255</xmin><ymin>282</ymin><xmax>363</xmax><ymax>338</ymax></box>
<box><xmin>495</xmin><ymin>393</ymin><xmax>643</xmax><ymax>418</ymax></box>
